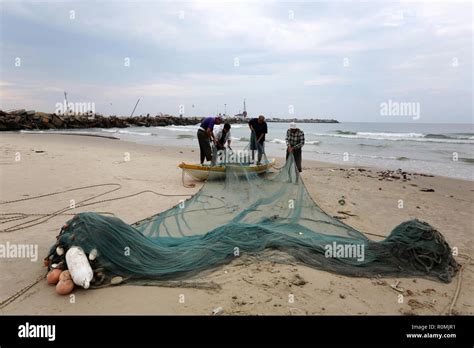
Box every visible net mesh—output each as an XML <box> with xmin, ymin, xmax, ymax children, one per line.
<box><xmin>47</xmin><ymin>155</ymin><xmax>459</xmax><ymax>286</ymax></box>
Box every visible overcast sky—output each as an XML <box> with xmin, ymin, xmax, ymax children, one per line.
<box><xmin>0</xmin><ymin>0</ymin><xmax>472</xmax><ymax>123</ymax></box>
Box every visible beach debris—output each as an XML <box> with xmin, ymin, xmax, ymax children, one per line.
<box><xmin>338</xmin><ymin>196</ymin><xmax>346</xmax><ymax>206</ymax></box>
<box><xmin>65</xmin><ymin>246</ymin><xmax>93</xmax><ymax>289</ymax></box>
<box><xmin>212</xmin><ymin>307</ymin><xmax>224</xmax><ymax>315</ymax></box>
<box><xmin>372</xmin><ymin>279</ymin><xmax>387</xmax><ymax>286</ymax></box>
<box><xmin>390</xmin><ymin>280</ymin><xmax>405</xmax><ymax>293</ymax></box>
<box><xmin>47</xmin><ymin>268</ymin><xmax>62</xmax><ymax>285</ymax></box>
<box><xmin>377</xmin><ymin>169</ymin><xmax>412</xmax><ymax>181</ymax></box>
<box><xmin>414</xmin><ymin>173</ymin><xmax>434</xmax><ymax>177</ymax></box>
<box><xmin>110</xmin><ymin>276</ymin><xmax>124</xmax><ymax>285</ymax></box>
<box><xmin>408</xmin><ymin>299</ymin><xmax>427</xmax><ymax>310</ymax></box>
<box><xmin>290</xmin><ymin>274</ymin><xmax>307</xmax><ymax>286</ymax></box>
<box><xmin>339</xmin><ymin>294</ymin><xmax>346</xmax><ymax>299</ymax></box>
<box><xmin>422</xmin><ymin>288</ymin><xmax>436</xmax><ymax>294</ymax></box>
<box><xmin>420</xmin><ymin>188</ymin><xmax>435</xmax><ymax>192</ymax></box>
<box><xmin>337</xmin><ymin>211</ymin><xmax>357</xmax><ymax>217</ymax></box>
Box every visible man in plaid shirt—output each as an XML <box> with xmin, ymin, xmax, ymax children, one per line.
<box><xmin>286</xmin><ymin>122</ymin><xmax>305</xmax><ymax>172</ymax></box>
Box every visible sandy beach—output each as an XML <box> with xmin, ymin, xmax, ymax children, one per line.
<box><xmin>0</xmin><ymin>133</ymin><xmax>472</xmax><ymax>315</ymax></box>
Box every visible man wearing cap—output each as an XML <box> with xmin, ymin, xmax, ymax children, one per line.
<box><xmin>197</xmin><ymin>116</ymin><xmax>222</xmax><ymax>165</ymax></box>
<box><xmin>286</xmin><ymin>122</ymin><xmax>305</xmax><ymax>172</ymax></box>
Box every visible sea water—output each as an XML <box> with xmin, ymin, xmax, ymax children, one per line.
<box><xmin>21</xmin><ymin>122</ymin><xmax>474</xmax><ymax>180</ymax></box>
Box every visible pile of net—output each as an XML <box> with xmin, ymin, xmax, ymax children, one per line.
<box><xmin>45</xmin><ymin>155</ymin><xmax>459</xmax><ymax>288</ymax></box>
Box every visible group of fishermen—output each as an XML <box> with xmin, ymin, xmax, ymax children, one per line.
<box><xmin>197</xmin><ymin>114</ymin><xmax>305</xmax><ymax>172</ymax></box>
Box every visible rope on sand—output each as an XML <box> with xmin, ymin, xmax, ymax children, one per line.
<box><xmin>0</xmin><ymin>273</ymin><xmax>46</xmax><ymax>310</ymax></box>
<box><xmin>0</xmin><ymin>183</ymin><xmax>193</xmax><ymax>233</ymax></box>
<box><xmin>448</xmin><ymin>264</ymin><xmax>463</xmax><ymax>316</ymax></box>
<box><xmin>446</xmin><ymin>253</ymin><xmax>472</xmax><ymax>315</ymax></box>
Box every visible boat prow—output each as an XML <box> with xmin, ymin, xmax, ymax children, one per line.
<box><xmin>178</xmin><ymin>159</ymin><xmax>275</xmax><ymax>181</ymax></box>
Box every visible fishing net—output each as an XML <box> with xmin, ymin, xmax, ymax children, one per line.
<box><xmin>46</xmin><ymin>155</ymin><xmax>459</xmax><ymax>286</ymax></box>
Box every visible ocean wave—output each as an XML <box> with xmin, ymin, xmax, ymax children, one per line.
<box><xmin>159</xmin><ymin>125</ymin><xmax>199</xmax><ymax>132</ymax></box>
<box><xmin>100</xmin><ymin>129</ymin><xmax>118</xmax><ymax>133</ymax></box>
<box><xmin>310</xmin><ymin>150</ymin><xmax>408</xmax><ymax>161</ymax></box>
<box><xmin>20</xmin><ymin>130</ymin><xmax>46</xmax><ymax>134</ymax></box>
<box><xmin>313</xmin><ymin>131</ymin><xmax>474</xmax><ymax>144</ymax></box>
<box><xmin>117</xmin><ymin>130</ymin><xmax>152</xmax><ymax>136</ymax></box>
<box><xmin>334</xmin><ymin>130</ymin><xmax>357</xmax><ymax>135</ymax></box>
<box><xmin>269</xmin><ymin>138</ymin><xmax>319</xmax><ymax>145</ymax></box>
<box><xmin>426</xmin><ymin>133</ymin><xmax>474</xmax><ymax>140</ymax></box>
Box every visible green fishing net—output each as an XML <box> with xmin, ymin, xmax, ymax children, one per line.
<box><xmin>46</xmin><ymin>155</ymin><xmax>459</xmax><ymax>286</ymax></box>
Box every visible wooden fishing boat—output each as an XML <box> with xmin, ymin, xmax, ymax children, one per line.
<box><xmin>178</xmin><ymin>159</ymin><xmax>275</xmax><ymax>181</ymax></box>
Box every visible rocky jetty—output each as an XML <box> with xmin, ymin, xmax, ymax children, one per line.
<box><xmin>0</xmin><ymin>109</ymin><xmax>205</xmax><ymax>131</ymax></box>
<box><xmin>0</xmin><ymin>109</ymin><xmax>340</xmax><ymax>131</ymax></box>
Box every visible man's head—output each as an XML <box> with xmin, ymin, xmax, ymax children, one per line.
<box><xmin>215</xmin><ymin>116</ymin><xmax>223</xmax><ymax>125</ymax></box>
<box><xmin>258</xmin><ymin>115</ymin><xmax>265</xmax><ymax>124</ymax></box>
<box><xmin>289</xmin><ymin>122</ymin><xmax>298</xmax><ymax>132</ymax></box>
<box><xmin>223</xmin><ymin>123</ymin><xmax>231</xmax><ymax>133</ymax></box>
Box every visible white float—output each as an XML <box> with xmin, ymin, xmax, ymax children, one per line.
<box><xmin>65</xmin><ymin>246</ymin><xmax>93</xmax><ymax>289</ymax></box>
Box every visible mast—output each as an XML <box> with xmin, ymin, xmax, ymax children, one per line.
<box><xmin>130</xmin><ymin>98</ymin><xmax>140</xmax><ymax>117</ymax></box>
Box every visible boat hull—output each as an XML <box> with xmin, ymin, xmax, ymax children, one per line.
<box><xmin>179</xmin><ymin>160</ymin><xmax>275</xmax><ymax>181</ymax></box>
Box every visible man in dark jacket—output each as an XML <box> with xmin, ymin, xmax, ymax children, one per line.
<box><xmin>248</xmin><ymin>115</ymin><xmax>267</xmax><ymax>165</ymax></box>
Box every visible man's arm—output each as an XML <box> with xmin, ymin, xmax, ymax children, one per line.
<box><xmin>286</xmin><ymin>130</ymin><xmax>293</xmax><ymax>152</ymax></box>
<box><xmin>207</xmin><ymin>128</ymin><xmax>216</xmax><ymax>142</ymax></box>
<box><xmin>257</xmin><ymin>123</ymin><xmax>267</xmax><ymax>142</ymax></box>
<box><xmin>248</xmin><ymin>120</ymin><xmax>254</xmax><ymax>131</ymax></box>
<box><xmin>293</xmin><ymin>131</ymin><xmax>305</xmax><ymax>149</ymax></box>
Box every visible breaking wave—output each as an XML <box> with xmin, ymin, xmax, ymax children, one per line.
<box><xmin>313</xmin><ymin>131</ymin><xmax>474</xmax><ymax>144</ymax></box>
